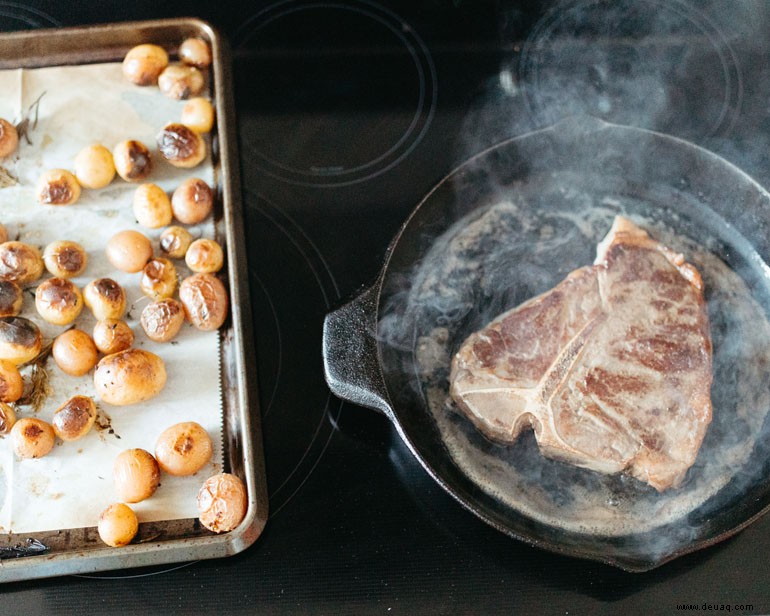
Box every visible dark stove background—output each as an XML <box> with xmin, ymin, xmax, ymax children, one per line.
<box><xmin>4</xmin><ymin>1</ymin><xmax>770</xmax><ymax>614</ymax></box>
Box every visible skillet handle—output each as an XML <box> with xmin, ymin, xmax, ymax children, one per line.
<box><xmin>322</xmin><ymin>283</ymin><xmax>394</xmax><ymax>419</ymax></box>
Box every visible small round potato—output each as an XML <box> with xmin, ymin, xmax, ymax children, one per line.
<box><xmin>113</xmin><ymin>140</ymin><xmax>152</xmax><ymax>182</ymax></box>
<box><xmin>36</xmin><ymin>169</ymin><xmax>81</xmax><ymax>205</ymax></box>
<box><xmin>156</xmin><ymin>123</ymin><xmax>206</xmax><ymax>168</ymax></box>
<box><xmin>179</xmin><ymin>273</ymin><xmax>228</xmax><ymax>331</ymax></box>
<box><xmin>171</xmin><ymin>177</ymin><xmax>213</xmax><ymax>224</ymax></box>
<box><xmin>98</xmin><ymin>503</ymin><xmax>138</xmax><ymax>547</ymax></box>
<box><xmin>83</xmin><ymin>278</ymin><xmax>127</xmax><ymax>321</ymax></box>
<box><xmin>179</xmin><ymin>38</ymin><xmax>212</xmax><ymax>69</ymax></box>
<box><xmin>0</xmin><ymin>241</ymin><xmax>44</xmax><ymax>285</ymax></box>
<box><xmin>106</xmin><ymin>230</ymin><xmax>153</xmax><ymax>273</ymax></box>
<box><xmin>122</xmin><ymin>43</ymin><xmax>169</xmax><ymax>86</ymax></box>
<box><xmin>11</xmin><ymin>417</ymin><xmax>55</xmax><ymax>459</ymax></box>
<box><xmin>0</xmin><ymin>119</ymin><xmax>19</xmax><ymax>158</ymax></box>
<box><xmin>0</xmin><ymin>402</ymin><xmax>16</xmax><ymax>435</ymax></box>
<box><xmin>0</xmin><ymin>280</ymin><xmax>23</xmax><ymax>317</ymax></box>
<box><xmin>133</xmin><ymin>183</ymin><xmax>172</xmax><ymax>229</ymax></box>
<box><xmin>0</xmin><ymin>224</ymin><xmax>8</xmax><ymax>244</ymax></box>
<box><xmin>0</xmin><ymin>359</ymin><xmax>23</xmax><ymax>402</ymax></box>
<box><xmin>52</xmin><ymin>329</ymin><xmax>99</xmax><ymax>376</ymax></box>
<box><xmin>180</xmin><ymin>97</ymin><xmax>215</xmax><ymax>133</ymax></box>
<box><xmin>185</xmin><ymin>238</ymin><xmax>223</xmax><ymax>274</ymax></box>
<box><xmin>92</xmin><ymin>319</ymin><xmax>134</xmax><ymax>355</ymax></box>
<box><xmin>0</xmin><ymin>316</ymin><xmax>42</xmax><ymax>364</ymax></box>
<box><xmin>197</xmin><ymin>473</ymin><xmax>248</xmax><ymax>533</ymax></box>
<box><xmin>155</xmin><ymin>421</ymin><xmax>213</xmax><ymax>476</ymax></box>
<box><xmin>43</xmin><ymin>240</ymin><xmax>88</xmax><ymax>278</ymax></box>
<box><xmin>74</xmin><ymin>144</ymin><xmax>116</xmax><ymax>189</ymax></box>
<box><xmin>94</xmin><ymin>348</ymin><xmax>167</xmax><ymax>406</ymax></box>
<box><xmin>52</xmin><ymin>395</ymin><xmax>97</xmax><ymax>441</ymax></box>
<box><xmin>158</xmin><ymin>64</ymin><xmax>204</xmax><ymax>100</ymax></box>
<box><xmin>159</xmin><ymin>225</ymin><xmax>193</xmax><ymax>260</ymax></box>
<box><xmin>141</xmin><ymin>298</ymin><xmax>185</xmax><ymax>343</ymax></box>
<box><xmin>140</xmin><ymin>257</ymin><xmax>177</xmax><ymax>300</ymax></box>
<box><xmin>113</xmin><ymin>448</ymin><xmax>160</xmax><ymax>503</ymax></box>
<box><xmin>35</xmin><ymin>277</ymin><xmax>84</xmax><ymax>325</ymax></box>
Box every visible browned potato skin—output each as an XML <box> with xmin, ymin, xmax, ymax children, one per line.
<box><xmin>93</xmin><ymin>319</ymin><xmax>134</xmax><ymax>355</ymax></box>
<box><xmin>0</xmin><ymin>359</ymin><xmax>23</xmax><ymax>402</ymax></box>
<box><xmin>140</xmin><ymin>257</ymin><xmax>177</xmax><ymax>300</ymax></box>
<box><xmin>0</xmin><ymin>241</ymin><xmax>44</xmax><ymax>285</ymax></box>
<box><xmin>171</xmin><ymin>178</ymin><xmax>213</xmax><ymax>224</ymax></box>
<box><xmin>36</xmin><ymin>169</ymin><xmax>81</xmax><ymax>205</ymax></box>
<box><xmin>113</xmin><ymin>140</ymin><xmax>152</xmax><ymax>182</ymax></box>
<box><xmin>156</xmin><ymin>123</ymin><xmax>206</xmax><ymax>168</ymax></box>
<box><xmin>0</xmin><ymin>316</ymin><xmax>42</xmax><ymax>365</ymax></box>
<box><xmin>11</xmin><ymin>417</ymin><xmax>55</xmax><ymax>459</ymax></box>
<box><xmin>94</xmin><ymin>348</ymin><xmax>167</xmax><ymax>406</ymax></box>
<box><xmin>197</xmin><ymin>473</ymin><xmax>248</xmax><ymax>533</ymax></box>
<box><xmin>179</xmin><ymin>273</ymin><xmax>229</xmax><ymax>331</ymax></box>
<box><xmin>0</xmin><ymin>280</ymin><xmax>23</xmax><ymax>317</ymax></box>
<box><xmin>43</xmin><ymin>240</ymin><xmax>88</xmax><ymax>278</ymax></box>
<box><xmin>113</xmin><ymin>448</ymin><xmax>161</xmax><ymax>503</ymax></box>
<box><xmin>141</xmin><ymin>298</ymin><xmax>185</xmax><ymax>343</ymax></box>
<box><xmin>159</xmin><ymin>225</ymin><xmax>193</xmax><ymax>259</ymax></box>
<box><xmin>0</xmin><ymin>119</ymin><xmax>19</xmax><ymax>158</ymax></box>
<box><xmin>158</xmin><ymin>64</ymin><xmax>204</xmax><ymax>100</ymax></box>
<box><xmin>52</xmin><ymin>329</ymin><xmax>99</xmax><ymax>377</ymax></box>
<box><xmin>35</xmin><ymin>277</ymin><xmax>84</xmax><ymax>325</ymax></box>
<box><xmin>52</xmin><ymin>395</ymin><xmax>97</xmax><ymax>441</ymax></box>
<box><xmin>122</xmin><ymin>44</ymin><xmax>169</xmax><ymax>86</ymax></box>
<box><xmin>155</xmin><ymin>421</ymin><xmax>213</xmax><ymax>476</ymax></box>
<box><xmin>84</xmin><ymin>278</ymin><xmax>127</xmax><ymax>320</ymax></box>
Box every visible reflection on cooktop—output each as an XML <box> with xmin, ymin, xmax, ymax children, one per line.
<box><xmin>0</xmin><ymin>1</ymin><xmax>60</xmax><ymax>30</ymax></box>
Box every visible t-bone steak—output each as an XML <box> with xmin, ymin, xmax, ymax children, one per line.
<box><xmin>449</xmin><ymin>216</ymin><xmax>713</xmax><ymax>491</ymax></box>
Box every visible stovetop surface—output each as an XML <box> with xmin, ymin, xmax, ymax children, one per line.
<box><xmin>4</xmin><ymin>1</ymin><xmax>770</xmax><ymax>614</ymax></box>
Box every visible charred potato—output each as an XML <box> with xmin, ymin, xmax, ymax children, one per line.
<box><xmin>113</xmin><ymin>140</ymin><xmax>152</xmax><ymax>182</ymax></box>
<box><xmin>94</xmin><ymin>348</ymin><xmax>167</xmax><ymax>406</ymax></box>
<box><xmin>179</xmin><ymin>273</ymin><xmax>228</xmax><ymax>331</ymax></box>
<box><xmin>155</xmin><ymin>421</ymin><xmax>213</xmax><ymax>476</ymax></box>
<box><xmin>11</xmin><ymin>417</ymin><xmax>55</xmax><ymax>459</ymax></box>
<box><xmin>141</xmin><ymin>298</ymin><xmax>185</xmax><ymax>343</ymax></box>
<box><xmin>0</xmin><ymin>316</ymin><xmax>42</xmax><ymax>365</ymax></box>
<box><xmin>36</xmin><ymin>169</ymin><xmax>81</xmax><ymax>205</ymax></box>
<box><xmin>0</xmin><ymin>280</ymin><xmax>23</xmax><ymax>317</ymax></box>
<box><xmin>52</xmin><ymin>395</ymin><xmax>97</xmax><ymax>441</ymax></box>
<box><xmin>159</xmin><ymin>225</ymin><xmax>193</xmax><ymax>260</ymax></box>
<box><xmin>43</xmin><ymin>240</ymin><xmax>88</xmax><ymax>278</ymax></box>
<box><xmin>92</xmin><ymin>319</ymin><xmax>134</xmax><ymax>355</ymax></box>
<box><xmin>156</xmin><ymin>123</ymin><xmax>206</xmax><ymax>168</ymax></box>
<box><xmin>84</xmin><ymin>278</ymin><xmax>127</xmax><ymax>321</ymax></box>
<box><xmin>157</xmin><ymin>64</ymin><xmax>204</xmax><ymax>100</ymax></box>
<box><xmin>35</xmin><ymin>277</ymin><xmax>84</xmax><ymax>325</ymax></box>
<box><xmin>0</xmin><ymin>241</ymin><xmax>44</xmax><ymax>285</ymax></box>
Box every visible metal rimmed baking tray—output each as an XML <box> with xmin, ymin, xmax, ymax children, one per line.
<box><xmin>0</xmin><ymin>18</ymin><xmax>267</xmax><ymax>582</ymax></box>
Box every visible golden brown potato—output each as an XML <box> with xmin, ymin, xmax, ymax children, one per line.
<box><xmin>113</xmin><ymin>448</ymin><xmax>160</xmax><ymax>503</ymax></box>
<box><xmin>0</xmin><ymin>402</ymin><xmax>16</xmax><ymax>435</ymax></box>
<box><xmin>106</xmin><ymin>230</ymin><xmax>153</xmax><ymax>273</ymax></box>
<box><xmin>179</xmin><ymin>273</ymin><xmax>228</xmax><ymax>331</ymax></box>
<box><xmin>52</xmin><ymin>329</ymin><xmax>99</xmax><ymax>376</ymax></box>
<box><xmin>35</xmin><ymin>277</ymin><xmax>84</xmax><ymax>325</ymax></box>
<box><xmin>0</xmin><ymin>118</ymin><xmax>19</xmax><ymax>158</ymax></box>
<box><xmin>0</xmin><ymin>280</ymin><xmax>23</xmax><ymax>317</ymax></box>
<box><xmin>97</xmin><ymin>503</ymin><xmax>138</xmax><ymax>547</ymax></box>
<box><xmin>113</xmin><ymin>140</ymin><xmax>152</xmax><ymax>182</ymax></box>
<box><xmin>133</xmin><ymin>183</ymin><xmax>172</xmax><ymax>229</ymax></box>
<box><xmin>141</xmin><ymin>298</ymin><xmax>185</xmax><ymax>343</ymax></box>
<box><xmin>140</xmin><ymin>257</ymin><xmax>177</xmax><ymax>300</ymax></box>
<box><xmin>74</xmin><ymin>144</ymin><xmax>116</xmax><ymax>189</ymax></box>
<box><xmin>185</xmin><ymin>238</ymin><xmax>223</xmax><ymax>274</ymax></box>
<box><xmin>0</xmin><ymin>359</ymin><xmax>22</xmax><ymax>402</ymax></box>
<box><xmin>94</xmin><ymin>348</ymin><xmax>167</xmax><ymax>406</ymax></box>
<box><xmin>0</xmin><ymin>224</ymin><xmax>8</xmax><ymax>244</ymax></box>
<box><xmin>52</xmin><ymin>395</ymin><xmax>97</xmax><ymax>441</ymax></box>
<box><xmin>11</xmin><ymin>417</ymin><xmax>55</xmax><ymax>459</ymax></box>
<box><xmin>155</xmin><ymin>421</ymin><xmax>213</xmax><ymax>476</ymax></box>
<box><xmin>92</xmin><ymin>319</ymin><xmax>134</xmax><ymax>355</ymax></box>
<box><xmin>197</xmin><ymin>473</ymin><xmax>248</xmax><ymax>533</ymax></box>
<box><xmin>171</xmin><ymin>177</ymin><xmax>213</xmax><ymax>224</ymax></box>
<box><xmin>180</xmin><ymin>97</ymin><xmax>215</xmax><ymax>133</ymax></box>
<box><xmin>36</xmin><ymin>169</ymin><xmax>81</xmax><ymax>205</ymax></box>
<box><xmin>43</xmin><ymin>240</ymin><xmax>88</xmax><ymax>278</ymax></box>
<box><xmin>84</xmin><ymin>278</ymin><xmax>127</xmax><ymax>321</ymax></box>
<box><xmin>179</xmin><ymin>38</ymin><xmax>212</xmax><ymax>69</ymax></box>
<box><xmin>0</xmin><ymin>241</ymin><xmax>44</xmax><ymax>285</ymax></box>
<box><xmin>159</xmin><ymin>225</ymin><xmax>193</xmax><ymax>260</ymax></box>
<box><xmin>0</xmin><ymin>316</ymin><xmax>42</xmax><ymax>365</ymax></box>
<box><xmin>122</xmin><ymin>43</ymin><xmax>169</xmax><ymax>86</ymax></box>
<box><xmin>156</xmin><ymin>123</ymin><xmax>206</xmax><ymax>168</ymax></box>
<box><xmin>158</xmin><ymin>64</ymin><xmax>204</xmax><ymax>100</ymax></box>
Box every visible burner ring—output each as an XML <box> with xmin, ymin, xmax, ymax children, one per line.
<box><xmin>518</xmin><ymin>0</ymin><xmax>742</xmax><ymax>140</ymax></box>
<box><xmin>0</xmin><ymin>2</ymin><xmax>60</xmax><ymax>29</ymax></box>
<box><xmin>234</xmin><ymin>0</ymin><xmax>437</xmax><ymax>187</ymax></box>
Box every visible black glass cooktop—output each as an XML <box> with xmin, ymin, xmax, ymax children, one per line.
<box><xmin>4</xmin><ymin>1</ymin><xmax>770</xmax><ymax>614</ymax></box>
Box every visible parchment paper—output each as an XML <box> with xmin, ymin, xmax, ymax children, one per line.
<box><xmin>0</xmin><ymin>62</ymin><xmax>224</xmax><ymax>533</ymax></box>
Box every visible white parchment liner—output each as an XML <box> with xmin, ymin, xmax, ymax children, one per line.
<box><xmin>0</xmin><ymin>62</ymin><xmax>224</xmax><ymax>533</ymax></box>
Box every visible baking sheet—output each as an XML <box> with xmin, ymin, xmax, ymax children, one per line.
<box><xmin>0</xmin><ymin>61</ymin><xmax>224</xmax><ymax>534</ymax></box>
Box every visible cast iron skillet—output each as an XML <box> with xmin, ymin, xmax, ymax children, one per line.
<box><xmin>322</xmin><ymin>117</ymin><xmax>770</xmax><ymax>572</ymax></box>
